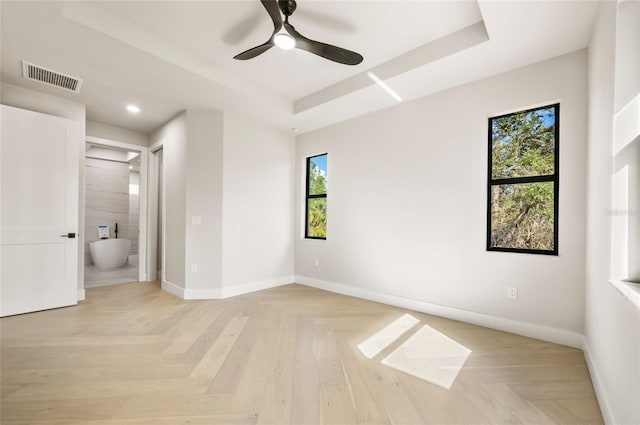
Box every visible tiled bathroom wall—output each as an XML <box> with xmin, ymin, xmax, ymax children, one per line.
<box><xmin>84</xmin><ymin>157</ymin><xmax>137</xmax><ymax>264</ymax></box>
<box><xmin>129</xmin><ymin>171</ymin><xmax>140</xmax><ymax>255</ymax></box>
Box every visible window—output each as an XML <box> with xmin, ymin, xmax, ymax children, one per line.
<box><xmin>487</xmin><ymin>104</ymin><xmax>559</xmax><ymax>255</ymax></box>
<box><xmin>305</xmin><ymin>153</ymin><xmax>327</xmax><ymax>239</ymax></box>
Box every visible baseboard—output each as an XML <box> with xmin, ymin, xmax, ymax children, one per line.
<box><xmin>162</xmin><ymin>276</ymin><xmax>294</xmax><ymax>300</ymax></box>
<box><xmin>582</xmin><ymin>336</ymin><xmax>614</xmax><ymax>425</ymax></box>
<box><xmin>183</xmin><ymin>287</ymin><xmax>222</xmax><ymax>300</ymax></box>
<box><xmin>77</xmin><ymin>289</ymin><xmax>86</xmax><ymax>301</ymax></box>
<box><xmin>295</xmin><ymin>275</ymin><xmax>584</xmax><ymax>349</ymax></box>
<box><xmin>161</xmin><ymin>280</ymin><xmax>186</xmax><ymax>299</ymax></box>
<box><xmin>222</xmin><ymin>275</ymin><xmax>295</xmax><ymax>298</ymax></box>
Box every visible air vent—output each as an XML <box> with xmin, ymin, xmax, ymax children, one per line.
<box><xmin>21</xmin><ymin>61</ymin><xmax>83</xmax><ymax>93</ymax></box>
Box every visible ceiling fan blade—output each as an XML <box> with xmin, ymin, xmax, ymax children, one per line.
<box><xmin>233</xmin><ymin>41</ymin><xmax>275</xmax><ymax>60</ymax></box>
<box><xmin>233</xmin><ymin>1</ymin><xmax>281</xmax><ymax>60</ymax></box>
<box><xmin>261</xmin><ymin>0</ymin><xmax>283</xmax><ymax>30</ymax></box>
<box><xmin>284</xmin><ymin>22</ymin><xmax>363</xmax><ymax>65</ymax></box>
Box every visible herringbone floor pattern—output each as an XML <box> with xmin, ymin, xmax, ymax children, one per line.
<box><xmin>1</xmin><ymin>282</ymin><xmax>603</xmax><ymax>424</ymax></box>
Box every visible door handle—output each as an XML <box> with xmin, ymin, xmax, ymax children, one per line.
<box><xmin>60</xmin><ymin>233</ymin><xmax>76</xmax><ymax>239</ymax></box>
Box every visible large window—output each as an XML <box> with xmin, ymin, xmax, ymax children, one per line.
<box><xmin>487</xmin><ymin>104</ymin><xmax>559</xmax><ymax>255</ymax></box>
<box><xmin>305</xmin><ymin>153</ymin><xmax>327</xmax><ymax>239</ymax></box>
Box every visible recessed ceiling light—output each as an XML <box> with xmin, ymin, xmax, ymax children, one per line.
<box><xmin>126</xmin><ymin>104</ymin><xmax>141</xmax><ymax>114</ymax></box>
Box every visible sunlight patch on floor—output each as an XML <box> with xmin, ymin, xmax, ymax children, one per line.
<box><xmin>357</xmin><ymin>314</ymin><xmax>420</xmax><ymax>359</ymax></box>
<box><xmin>381</xmin><ymin>325</ymin><xmax>472</xmax><ymax>389</ymax></box>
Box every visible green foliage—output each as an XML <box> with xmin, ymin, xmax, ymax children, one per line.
<box><xmin>307</xmin><ymin>162</ymin><xmax>327</xmax><ymax>237</ymax></box>
<box><xmin>491</xmin><ymin>183</ymin><xmax>554</xmax><ymax>250</ymax></box>
<box><xmin>308</xmin><ymin>198</ymin><xmax>327</xmax><ymax>238</ymax></box>
<box><xmin>309</xmin><ymin>162</ymin><xmax>327</xmax><ymax>195</ymax></box>
<box><xmin>492</xmin><ymin>108</ymin><xmax>555</xmax><ymax>178</ymax></box>
<box><xmin>490</xmin><ymin>107</ymin><xmax>556</xmax><ymax>250</ymax></box>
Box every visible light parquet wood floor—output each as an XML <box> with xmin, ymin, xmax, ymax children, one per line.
<box><xmin>1</xmin><ymin>282</ymin><xmax>603</xmax><ymax>425</ymax></box>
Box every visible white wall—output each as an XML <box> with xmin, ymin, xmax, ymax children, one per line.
<box><xmin>584</xmin><ymin>2</ymin><xmax>640</xmax><ymax>424</ymax></box>
<box><xmin>1</xmin><ymin>83</ymin><xmax>85</xmax><ymax>123</ymax></box>
<box><xmin>222</xmin><ymin>112</ymin><xmax>295</xmax><ymax>288</ymax></box>
<box><xmin>613</xmin><ymin>0</ymin><xmax>640</xmax><ymax>113</ymax></box>
<box><xmin>150</xmin><ymin>112</ymin><xmax>187</xmax><ymax>288</ymax></box>
<box><xmin>86</xmin><ymin>145</ymin><xmax>130</xmax><ymax>162</ymax></box>
<box><xmin>86</xmin><ymin>120</ymin><xmax>149</xmax><ymax>147</ymax></box>
<box><xmin>185</xmin><ymin>110</ymin><xmax>224</xmax><ymax>291</ymax></box>
<box><xmin>1</xmin><ymin>82</ymin><xmax>87</xmax><ymax>297</ymax></box>
<box><xmin>612</xmin><ymin>0</ymin><xmax>640</xmax><ymax>284</ymax></box>
<box><xmin>295</xmin><ymin>50</ymin><xmax>588</xmax><ymax>337</ymax></box>
<box><xmin>150</xmin><ymin>109</ymin><xmax>295</xmax><ymax>297</ymax></box>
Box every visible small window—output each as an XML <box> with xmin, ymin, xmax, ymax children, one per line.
<box><xmin>305</xmin><ymin>153</ymin><xmax>327</xmax><ymax>239</ymax></box>
<box><xmin>487</xmin><ymin>104</ymin><xmax>559</xmax><ymax>255</ymax></box>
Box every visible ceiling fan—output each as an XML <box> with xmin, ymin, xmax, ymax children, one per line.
<box><xmin>233</xmin><ymin>0</ymin><xmax>364</xmax><ymax>66</ymax></box>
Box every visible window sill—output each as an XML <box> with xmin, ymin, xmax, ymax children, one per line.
<box><xmin>608</xmin><ymin>279</ymin><xmax>640</xmax><ymax>309</ymax></box>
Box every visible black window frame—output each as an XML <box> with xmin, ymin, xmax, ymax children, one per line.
<box><xmin>486</xmin><ymin>103</ymin><xmax>560</xmax><ymax>256</ymax></box>
<box><xmin>305</xmin><ymin>153</ymin><xmax>327</xmax><ymax>240</ymax></box>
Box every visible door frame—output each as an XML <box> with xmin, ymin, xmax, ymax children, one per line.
<box><xmin>147</xmin><ymin>139</ymin><xmax>165</xmax><ymax>283</ymax></box>
<box><xmin>84</xmin><ymin>135</ymin><xmax>149</xmax><ymax>283</ymax></box>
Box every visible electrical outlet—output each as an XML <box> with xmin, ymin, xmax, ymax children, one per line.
<box><xmin>191</xmin><ymin>264</ymin><xmax>198</xmax><ymax>273</ymax></box>
<box><xmin>191</xmin><ymin>216</ymin><xmax>201</xmax><ymax>225</ymax></box>
<box><xmin>314</xmin><ymin>258</ymin><xmax>319</xmax><ymax>267</ymax></box>
<box><xmin>507</xmin><ymin>286</ymin><xmax>518</xmax><ymax>299</ymax></box>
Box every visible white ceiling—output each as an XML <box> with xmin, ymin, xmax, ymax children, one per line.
<box><xmin>0</xmin><ymin>1</ymin><xmax>599</xmax><ymax>135</ymax></box>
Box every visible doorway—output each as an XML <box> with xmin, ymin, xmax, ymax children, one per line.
<box><xmin>83</xmin><ymin>136</ymin><xmax>148</xmax><ymax>288</ymax></box>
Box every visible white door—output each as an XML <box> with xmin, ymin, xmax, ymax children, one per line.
<box><xmin>1</xmin><ymin>105</ymin><xmax>80</xmax><ymax>317</ymax></box>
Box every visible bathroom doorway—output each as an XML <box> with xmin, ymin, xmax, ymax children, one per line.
<box><xmin>83</xmin><ymin>137</ymin><xmax>148</xmax><ymax>288</ymax></box>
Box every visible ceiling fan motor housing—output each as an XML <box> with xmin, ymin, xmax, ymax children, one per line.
<box><xmin>278</xmin><ymin>0</ymin><xmax>297</xmax><ymax>17</ymax></box>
